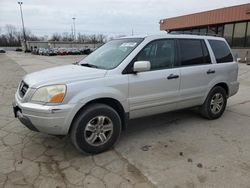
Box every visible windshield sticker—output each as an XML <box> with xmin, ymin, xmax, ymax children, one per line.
<box><xmin>120</xmin><ymin>42</ymin><xmax>137</xmax><ymax>47</ymax></box>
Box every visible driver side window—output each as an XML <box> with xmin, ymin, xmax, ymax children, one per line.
<box><xmin>136</xmin><ymin>39</ymin><xmax>175</xmax><ymax>70</ymax></box>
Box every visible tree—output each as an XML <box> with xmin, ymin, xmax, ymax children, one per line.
<box><xmin>49</xmin><ymin>33</ymin><xmax>61</xmax><ymax>41</ymax></box>
<box><xmin>62</xmin><ymin>32</ymin><xmax>73</xmax><ymax>41</ymax></box>
<box><xmin>5</xmin><ymin>24</ymin><xmax>18</xmax><ymax>45</ymax></box>
<box><xmin>96</xmin><ymin>34</ymin><xmax>107</xmax><ymax>43</ymax></box>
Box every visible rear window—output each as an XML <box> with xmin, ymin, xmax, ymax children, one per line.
<box><xmin>178</xmin><ymin>39</ymin><xmax>211</xmax><ymax>66</ymax></box>
<box><xmin>208</xmin><ymin>40</ymin><xmax>233</xmax><ymax>63</ymax></box>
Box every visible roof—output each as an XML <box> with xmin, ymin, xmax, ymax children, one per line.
<box><xmin>122</xmin><ymin>33</ymin><xmax>225</xmax><ymax>41</ymax></box>
<box><xmin>160</xmin><ymin>3</ymin><xmax>250</xmax><ymax>31</ymax></box>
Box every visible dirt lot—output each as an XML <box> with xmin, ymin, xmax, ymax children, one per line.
<box><xmin>1</xmin><ymin>51</ymin><xmax>250</xmax><ymax>188</ymax></box>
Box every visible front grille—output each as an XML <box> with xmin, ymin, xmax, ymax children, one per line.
<box><xmin>19</xmin><ymin>81</ymin><xmax>29</xmax><ymax>98</ymax></box>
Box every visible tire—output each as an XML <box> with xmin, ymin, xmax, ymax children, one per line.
<box><xmin>200</xmin><ymin>86</ymin><xmax>227</xmax><ymax>120</ymax></box>
<box><xmin>70</xmin><ymin>103</ymin><xmax>122</xmax><ymax>154</ymax></box>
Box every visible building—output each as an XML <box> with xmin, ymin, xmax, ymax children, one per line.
<box><xmin>22</xmin><ymin>41</ymin><xmax>102</xmax><ymax>51</ymax></box>
<box><xmin>160</xmin><ymin>3</ymin><xmax>250</xmax><ymax>60</ymax></box>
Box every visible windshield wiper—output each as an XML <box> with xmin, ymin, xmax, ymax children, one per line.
<box><xmin>80</xmin><ymin>63</ymin><xmax>99</xmax><ymax>68</ymax></box>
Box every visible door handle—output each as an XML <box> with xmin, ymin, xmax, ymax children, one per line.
<box><xmin>167</xmin><ymin>74</ymin><xmax>179</xmax><ymax>80</ymax></box>
<box><xmin>207</xmin><ymin>69</ymin><xmax>216</xmax><ymax>74</ymax></box>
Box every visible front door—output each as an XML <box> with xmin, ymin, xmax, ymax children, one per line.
<box><xmin>128</xmin><ymin>39</ymin><xmax>180</xmax><ymax>119</ymax></box>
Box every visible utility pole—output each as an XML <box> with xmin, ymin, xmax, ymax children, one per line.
<box><xmin>71</xmin><ymin>25</ymin><xmax>74</xmax><ymax>40</ymax></box>
<box><xmin>18</xmin><ymin>2</ymin><xmax>27</xmax><ymax>51</ymax></box>
<box><xmin>72</xmin><ymin>17</ymin><xmax>76</xmax><ymax>41</ymax></box>
<box><xmin>132</xmin><ymin>28</ymin><xmax>134</xmax><ymax>36</ymax></box>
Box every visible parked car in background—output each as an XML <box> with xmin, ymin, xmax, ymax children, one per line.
<box><xmin>80</xmin><ymin>48</ymin><xmax>92</xmax><ymax>55</ymax></box>
<box><xmin>24</xmin><ymin>49</ymin><xmax>31</xmax><ymax>53</ymax></box>
<box><xmin>44</xmin><ymin>48</ymin><xmax>57</xmax><ymax>56</ymax></box>
<box><xmin>53</xmin><ymin>48</ymin><xmax>58</xmax><ymax>54</ymax></box>
<box><xmin>67</xmin><ymin>48</ymin><xmax>80</xmax><ymax>55</ymax></box>
<box><xmin>16</xmin><ymin>48</ymin><xmax>23</xmax><ymax>52</ymax></box>
<box><xmin>57</xmin><ymin>48</ymin><xmax>68</xmax><ymax>55</ymax></box>
<box><xmin>13</xmin><ymin>34</ymin><xmax>239</xmax><ymax>154</ymax></box>
<box><xmin>38</xmin><ymin>48</ymin><xmax>46</xmax><ymax>55</ymax></box>
<box><xmin>0</xmin><ymin>48</ymin><xmax>6</xmax><ymax>53</ymax></box>
<box><xmin>31</xmin><ymin>48</ymin><xmax>39</xmax><ymax>55</ymax></box>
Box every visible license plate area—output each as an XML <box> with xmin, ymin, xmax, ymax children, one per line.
<box><xmin>13</xmin><ymin>103</ymin><xmax>22</xmax><ymax>118</ymax></box>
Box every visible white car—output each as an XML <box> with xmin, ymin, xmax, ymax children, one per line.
<box><xmin>13</xmin><ymin>34</ymin><xmax>239</xmax><ymax>153</ymax></box>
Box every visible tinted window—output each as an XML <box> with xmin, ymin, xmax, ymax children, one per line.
<box><xmin>179</xmin><ymin>39</ymin><xmax>208</xmax><ymax>66</ymax></box>
<box><xmin>224</xmin><ymin>24</ymin><xmax>234</xmax><ymax>46</ymax></box>
<box><xmin>245</xmin><ymin>22</ymin><xmax>250</xmax><ymax>47</ymax></box>
<box><xmin>208</xmin><ymin>26</ymin><xmax>217</xmax><ymax>35</ymax></box>
<box><xmin>208</xmin><ymin>40</ymin><xmax>233</xmax><ymax>63</ymax></box>
<box><xmin>233</xmin><ymin>22</ymin><xmax>247</xmax><ymax>47</ymax></box>
<box><xmin>217</xmin><ymin>25</ymin><xmax>224</xmax><ymax>37</ymax></box>
<box><xmin>136</xmin><ymin>39</ymin><xmax>175</xmax><ymax>70</ymax></box>
<box><xmin>200</xmin><ymin>28</ymin><xmax>207</xmax><ymax>35</ymax></box>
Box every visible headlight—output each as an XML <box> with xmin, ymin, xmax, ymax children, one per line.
<box><xmin>31</xmin><ymin>85</ymin><xmax>66</xmax><ymax>103</ymax></box>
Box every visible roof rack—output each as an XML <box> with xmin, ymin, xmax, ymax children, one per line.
<box><xmin>168</xmin><ymin>31</ymin><xmax>221</xmax><ymax>37</ymax></box>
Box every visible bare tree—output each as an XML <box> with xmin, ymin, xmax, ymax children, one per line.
<box><xmin>62</xmin><ymin>32</ymin><xmax>73</xmax><ymax>41</ymax></box>
<box><xmin>96</xmin><ymin>34</ymin><xmax>107</xmax><ymax>43</ymax></box>
<box><xmin>5</xmin><ymin>24</ymin><xmax>18</xmax><ymax>44</ymax></box>
<box><xmin>0</xmin><ymin>25</ymin><xmax>107</xmax><ymax>46</ymax></box>
<box><xmin>49</xmin><ymin>33</ymin><xmax>61</xmax><ymax>41</ymax></box>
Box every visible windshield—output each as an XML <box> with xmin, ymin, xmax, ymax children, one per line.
<box><xmin>79</xmin><ymin>38</ymin><xmax>144</xmax><ymax>70</ymax></box>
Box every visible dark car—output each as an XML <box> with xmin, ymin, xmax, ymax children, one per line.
<box><xmin>67</xmin><ymin>48</ymin><xmax>80</xmax><ymax>55</ymax></box>
<box><xmin>80</xmin><ymin>48</ymin><xmax>92</xmax><ymax>55</ymax></box>
<box><xmin>24</xmin><ymin>49</ymin><xmax>31</xmax><ymax>53</ymax></box>
<box><xmin>0</xmin><ymin>48</ymin><xmax>6</xmax><ymax>53</ymax></box>
<box><xmin>16</xmin><ymin>48</ymin><xmax>23</xmax><ymax>52</ymax></box>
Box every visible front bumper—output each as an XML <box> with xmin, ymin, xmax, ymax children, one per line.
<box><xmin>13</xmin><ymin>94</ymin><xmax>75</xmax><ymax>135</ymax></box>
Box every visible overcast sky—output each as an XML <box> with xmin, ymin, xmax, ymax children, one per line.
<box><xmin>0</xmin><ymin>0</ymin><xmax>249</xmax><ymax>37</ymax></box>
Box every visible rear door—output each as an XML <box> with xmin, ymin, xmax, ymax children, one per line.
<box><xmin>128</xmin><ymin>39</ymin><xmax>181</xmax><ymax>119</ymax></box>
<box><xmin>177</xmin><ymin>39</ymin><xmax>215</xmax><ymax>109</ymax></box>
<box><xmin>207</xmin><ymin>39</ymin><xmax>237</xmax><ymax>96</ymax></box>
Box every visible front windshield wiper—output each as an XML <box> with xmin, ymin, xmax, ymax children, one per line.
<box><xmin>80</xmin><ymin>63</ymin><xmax>99</xmax><ymax>68</ymax></box>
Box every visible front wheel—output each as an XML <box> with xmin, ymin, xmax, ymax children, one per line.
<box><xmin>200</xmin><ymin>86</ymin><xmax>227</xmax><ymax>120</ymax></box>
<box><xmin>70</xmin><ymin>104</ymin><xmax>122</xmax><ymax>154</ymax></box>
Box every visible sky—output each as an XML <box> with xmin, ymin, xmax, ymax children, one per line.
<box><xmin>0</xmin><ymin>0</ymin><xmax>249</xmax><ymax>37</ymax></box>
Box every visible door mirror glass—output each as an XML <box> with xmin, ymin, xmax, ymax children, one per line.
<box><xmin>133</xmin><ymin>61</ymin><xmax>151</xmax><ymax>73</ymax></box>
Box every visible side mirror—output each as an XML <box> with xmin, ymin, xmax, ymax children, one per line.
<box><xmin>133</xmin><ymin>61</ymin><xmax>151</xmax><ymax>73</ymax></box>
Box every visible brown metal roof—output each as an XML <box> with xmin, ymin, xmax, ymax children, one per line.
<box><xmin>160</xmin><ymin>3</ymin><xmax>250</xmax><ymax>31</ymax></box>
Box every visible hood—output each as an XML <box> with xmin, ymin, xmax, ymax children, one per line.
<box><xmin>23</xmin><ymin>65</ymin><xmax>107</xmax><ymax>88</ymax></box>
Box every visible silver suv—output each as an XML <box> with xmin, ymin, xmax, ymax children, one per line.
<box><xmin>13</xmin><ymin>34</ymin><xmax>239</xmax><ymax>153</ymax></box>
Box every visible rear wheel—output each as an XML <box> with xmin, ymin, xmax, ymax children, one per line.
<box><xmin>200</xmin><ymin>86</ymin><xmax>227</xmax><ymax>120</ymax></box>
<box><xmin>70</xmin><ymin>103</ymin><xmax>122</xmax><ymax>154</ymax></box>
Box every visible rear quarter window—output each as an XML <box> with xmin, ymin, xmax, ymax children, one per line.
<box><xmin>208</xmin><ymin>40</ymin><xmax>233</xmax><ymax>63</ymax></box>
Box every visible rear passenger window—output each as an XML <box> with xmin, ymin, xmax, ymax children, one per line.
<box><xmin>178</xmin><ymin>39</ymin><xmax>210</xmax><ymax>66</ymax></box>
<box><xmin>208</xmin><ymin>40</ymin><xmax>233</xmax><ymax>63</ymax></box>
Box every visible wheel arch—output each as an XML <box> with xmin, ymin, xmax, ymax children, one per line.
<box><xmin>213</xmin><ymin>82</ymin><xmax>229</xmax><ymax>97</ymax></box>
<box><xmin>68</xmin><ymin>97</ymin><xmax>128</xmax><ymax>135</ymax></box>
<box><xmin>203</xmin><ymin>81</ymin><xmax>230</xmax><ymax>104</ymax></box>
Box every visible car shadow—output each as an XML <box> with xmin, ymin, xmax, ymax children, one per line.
<box><xmin>123</xmin><ymin>108</ymin><xmax>201</xmax><ymax>136</ymax></box>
